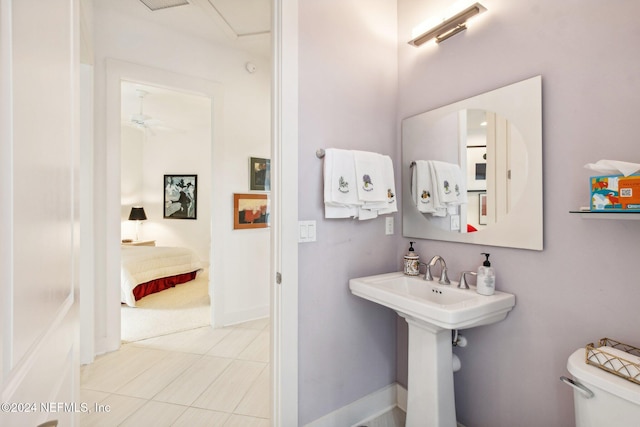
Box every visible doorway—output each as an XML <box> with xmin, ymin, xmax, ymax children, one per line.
<box><xmin>120</xmin><ymin>80</ymin><xmax>213</xmax><ymax>342</ymax></box>
<box><xmin>100</xmin><ymin>60</ymin><xmax>225</xmax><ymax>346</ymax></box>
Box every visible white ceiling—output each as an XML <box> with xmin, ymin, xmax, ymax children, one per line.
<box><xmin>99</xmin><ymin>0</ymin><xmax>271</xmax><ymax>59</ymax></box>
<box><xmin>110</xmin><ymin>0</ymin><xmax>271</xmax><ymax>133</ymax></box>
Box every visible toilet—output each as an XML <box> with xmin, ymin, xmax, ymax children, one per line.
<box><xmin>564</xmin><ymin>348</ymin><xmax>640</xmax><ymax>426</ymax></box>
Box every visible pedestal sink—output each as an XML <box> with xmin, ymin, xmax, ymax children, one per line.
<box><xmin>349</xmin><ymin>271</ymin><xmax>516</xmax><ymax>427</ymax></box>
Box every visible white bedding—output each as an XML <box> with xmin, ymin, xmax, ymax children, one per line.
<box><xmin>121</xmin><ymin>245</ymin><xmax>204</xmax><ymax>307</ymax></box>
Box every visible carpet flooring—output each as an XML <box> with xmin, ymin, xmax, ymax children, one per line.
<box><xmin>121</xmin><ymin>275</ymin><xmax>210</xmax><ymax>342</ymax></box>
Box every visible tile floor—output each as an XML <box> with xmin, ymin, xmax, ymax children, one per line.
<box><xmin>80</xmin><ymin>318</ymin><xmax>270</xmax><ymax>426</ymax></box>
<box><xmin>359</xmin><ymin>407</ymin><xmax>406</xmax><ymax>427</ymax></box>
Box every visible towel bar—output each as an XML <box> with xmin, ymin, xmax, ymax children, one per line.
<box><xmin>316</xmin><ymin>149</ymin><xmax>325</xmax><ymax>158</ymax></box>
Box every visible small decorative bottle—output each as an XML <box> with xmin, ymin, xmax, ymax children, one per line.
<box><xmin>476</xmin><ymin>253</ymin><xmax>495</xmax><ymax>295</ymax></box>
<box><xmin>404</xmin><ymin>242</ymin><xmax>420</xmax><ymax>276</ymax></box>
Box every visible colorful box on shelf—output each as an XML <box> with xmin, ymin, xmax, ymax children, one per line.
<box><xmin>590</xmin><ymin>174</ymin><xmax>640</xmax><ymax>211</ymax></box>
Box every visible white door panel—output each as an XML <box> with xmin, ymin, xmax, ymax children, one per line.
<box><xmin>1</xmin><ymin>0</ymin><xmax>79</xmax><ymax>426</ymax></box>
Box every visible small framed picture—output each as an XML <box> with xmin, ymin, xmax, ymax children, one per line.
<box><xmin>234</xmin><ymin>193</ymin><xmax>270</xmax><ymax>229</ymax></box>
<box><xmin>164</xmin><ymin>174</ymin><xmax>197</xmax><ymax>219</ymax></box>
<box><xmin>466</xmin><ymin>146</ymin><xmax>487</xmax><ymax>191</ymax></box>
<box><xmin>250</xmin><ymin>157</ymin><xmax>270</xmax><ymax>191</ymax></box>
<box><xmin>479</xmin><ymin>192</ymin><xmax>488</xmax><ymax>225</ymax></box>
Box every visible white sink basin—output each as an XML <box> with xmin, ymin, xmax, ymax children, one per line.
<box><xmin>350</xmin><ymin>271</ymin><xmax>516</xmax><ymax>426</ymax></box>
<box><xmin>349</xmin><ymin>271</ymin><xmax>515</xmax><ymax>330</ymax></box>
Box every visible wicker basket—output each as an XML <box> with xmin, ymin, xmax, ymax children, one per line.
<box><xmin>585</xmin><ymin>338</ymin><xmax>640</xmax><ymax>386</ymax></box>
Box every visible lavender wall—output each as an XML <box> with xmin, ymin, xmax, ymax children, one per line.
<box><xmin>297</xmin><ymin>0</ymin><xmax>401</xmax><ymax>424</ymax></box>
<box><xmin>397</xmin><ymin>1</ymin><xmax>640</xmax><ymax>426</ymax></box>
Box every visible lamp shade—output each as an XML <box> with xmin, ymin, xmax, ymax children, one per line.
<box><xmin>128</xmin><ymin>206</ymin><xmax>147</xmax><ymax>221</ymax></box>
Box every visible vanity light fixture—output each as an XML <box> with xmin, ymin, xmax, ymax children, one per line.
<box><xmin>409</xmin><ymin>2</ymin><xmax>487</xmax><ymax>47</ymax></box>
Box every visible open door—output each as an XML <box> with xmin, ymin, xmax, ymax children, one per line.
<box><xmin>0</xmin><ymin>1</ymin><xmax>80</xmax><ymax>426</ymax></box>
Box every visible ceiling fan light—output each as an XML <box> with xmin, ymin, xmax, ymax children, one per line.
<box><xmin>139</xmin><ymin>0</ymin><xmax>189</xmax><ymax>12</ymax></box>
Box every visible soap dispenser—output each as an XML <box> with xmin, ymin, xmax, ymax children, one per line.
<box><xmin>476</xmin><ymin>253</ymin><xmax>495</xmax><ymax>295</ymax></box>
<box><xmin>403</xmin><ymin>242</ymin><xmax>420</xmax><ymax>276</ymax></box>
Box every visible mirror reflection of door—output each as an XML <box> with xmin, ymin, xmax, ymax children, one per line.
<box><xmin>465</xmin><ymin>109</ymin><xmax>487</xmax><ymax>231</ymax></box>
<box><xmin>465</xmin><ymin>109</ymin><xmax>528</xmax><ymax>232</ymax></box>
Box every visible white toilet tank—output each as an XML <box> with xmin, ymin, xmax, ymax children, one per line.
<box><xmin>565</xmin><ymin>349</ymin><xmax>640</xmax><ymax>427</ymax></box>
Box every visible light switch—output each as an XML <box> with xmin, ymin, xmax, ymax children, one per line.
<box><xmin>385</xmin><ymin>217</ymin><xmax>394</xmax><ymax>235</ymax></box>
<box><xmin>298</xmin><ymin>220</ymin><xmax>317</xmax><ymax>243</ymax></box>
<box><xmin>450</xmin><ymin>215</ymin><xmax>460</xmax><ymax>231</ymax></box>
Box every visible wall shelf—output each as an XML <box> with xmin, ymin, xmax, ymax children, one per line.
<box><xmin>570</xmin><ymin>210</ymin><xmax>640</xmax><ymax>220</ymax></box>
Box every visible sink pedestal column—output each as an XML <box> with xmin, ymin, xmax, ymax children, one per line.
<box><xmin>403</xmin><ymin>316</ymin><xmax>457</xmax><ymax>427</ymax></box>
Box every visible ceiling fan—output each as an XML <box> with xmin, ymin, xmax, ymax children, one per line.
<box><xmin>127</xmin><ymin>89</ymin><xmax>167</xmax><ymax>136</ymax></box>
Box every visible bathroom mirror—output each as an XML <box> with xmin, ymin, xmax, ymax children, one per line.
<box><xmin>402</xmin><ymin>76</ymin><xmax>543</xmax><ymax>250</ymax></box>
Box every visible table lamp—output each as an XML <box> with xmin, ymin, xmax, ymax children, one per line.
<box><xmin>128</xmin><ymin>206</ymin><xmax>147</xmax><ymax>241</ymax></box>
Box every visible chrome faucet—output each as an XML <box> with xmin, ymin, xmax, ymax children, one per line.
<box><xmin>457</xmin><ymin>271</ymin><xmax>477</xmax><ymax>289</ymax></box>
<box><xmin>424</xmin><ymin>255</ymin><xmax>450</xmax><ymax>285</ymax></box>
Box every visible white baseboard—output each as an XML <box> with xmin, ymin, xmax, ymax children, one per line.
<box><xmin>304</xmin><ymin>383</ymin><xmax>399</xmax><ymax>427</ymax></box>
<box><xmin>397</xmin><ymin>384</ymin><xmax>407</xmax><ymax>412</ymax></box>
<box><xmin>222</xmin><ymin>305</ymin><xmax>269</xmax><ymax>327</ymax></box>
<box><xmin>307</xmin><ymin>383</ymin><xmax>466</xmax><ymax>427</ymax></box>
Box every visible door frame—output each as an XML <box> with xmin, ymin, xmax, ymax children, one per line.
<box><xmin>99</xmin><ymin>60</ymin><xmax>224</xmax><ymax>352</ymax></box>
<box><xmin>271</xmin><ymin>0</ymin><xmax>299</xmax><ymax>424</ymax></box>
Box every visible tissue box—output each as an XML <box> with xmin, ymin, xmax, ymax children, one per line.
<box><xmin>591</xmin><ymin>174</ymin><xmax>640</xmax><ymax>211</ymax></box>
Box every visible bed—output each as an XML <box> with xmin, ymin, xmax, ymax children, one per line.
<box><xmin>121</xmin><ymin>245</ymin><xmax>204</xmax><ymax>307</ymax></box>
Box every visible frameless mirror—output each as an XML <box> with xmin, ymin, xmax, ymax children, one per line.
<box><xmin>402</xmin><ymin>76</ymin><xmax>543</xmax><ymax>250</ymax></box>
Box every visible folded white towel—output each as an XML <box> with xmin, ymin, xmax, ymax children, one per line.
<box><xmin>324</xmin><ymin>149</ymin><xmax>361</xmax><ymax>206</ymax></box>
<box><xmin>323</xmin><ymin>149</ymin><xmax>397</xmax><ymax>220</ymax></box>
<box><xmin>428</xmin><ymin>161</ymin><xmax>447</xmax><ymax>217</ymax></box>
<box><xmin>377</xmin><ymin>155</ymin><xmax>397</xmax><ymax>215</ymax></box>
<box><xmin>325</xmin><ymin>205</ymin><xmax>359</xmax><ymax>218</ymax></box>
<box><xmin>323</xmin><ymin>148</ymin><xmax>361</xmax><ymax>218</ymax></box>
<box><xmin>431</xmin><ymin>160</ymin><xmax>465</xmax><ymax>205</ymax></box>
<box><xmin>353</xmin><ymin>150</ymin><xmax>387</xmax><ymax>203</ymax></box>
<box><xmin>412</xmin><ymin>160</ymin><xmax>438</xmax><ymax>214</ymax></box>
<box><xmin>358</xmin><ymin>207</ymin><xmax>379</xmax><ymax>220</ymax></box>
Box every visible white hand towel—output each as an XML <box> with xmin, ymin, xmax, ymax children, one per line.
<box><xmin>325</xmin><ymin>204</ymin><xmax>359</xmax><ymax>219</ymax></box>
<box><xmin>377</xmin><ymin>155</ymin><xmax>397</xmax><ymax>215</ymax></box>
<box><xmin>431</xmin><ymin>160</ymin><xmax>464</xmax><ymax>205</ymax></box>
<box><xmin>323</xmin><ymin>148</ymin><xmax>361</xmax><ymax>218</ymax></box>
<box><xmin>358</xmin><ymin>207</ymin><xmax>379</xmax><ymax>220</ymax></box>
<box><xmin>353</xmin><ymin>150</ymin><xmax>387</xmax><ymax>203</ymax></box>
<box><xmin>412</xmin><ymin>160</ymin><xmax>437</xmax><ymax>214</ymax></box>
<box><xmin>324</xmin><ymin>148</ymin><xmax>361</xmax><ymax>206</ymax></box>
<box><xmin>428</xmin><ymin>161</ymin><xmax>447</xmax><ymax>217</ymax></box>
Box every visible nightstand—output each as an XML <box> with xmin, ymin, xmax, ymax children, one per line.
<box><xmin>122</xmin><ymin>239</ymin><xmax>156</xmax><ymax>247</ymax></box>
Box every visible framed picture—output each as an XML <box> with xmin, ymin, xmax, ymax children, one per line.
<box><xmin>466</xmin><ymin>146</ymin><xmax>487</xmax><ymax>191</ymax></box>
<box><xmin>164</xmin><ymin>174</ymin><xmax>197</xmax><ymax>219</ymax></box>
<box><xmin>234</xmin><ymin>193</ymin><xmax>270</xmax><ymax>229</ymax></box>
<box><xmin>479</xmin><ymin>192</ymin><xmax>488</xmax><ymax>225</ymax></box>
<box><xmin>250</xmin><ymin>157</ymin><xmax>271</xmax><ymax>191</ymax></box>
